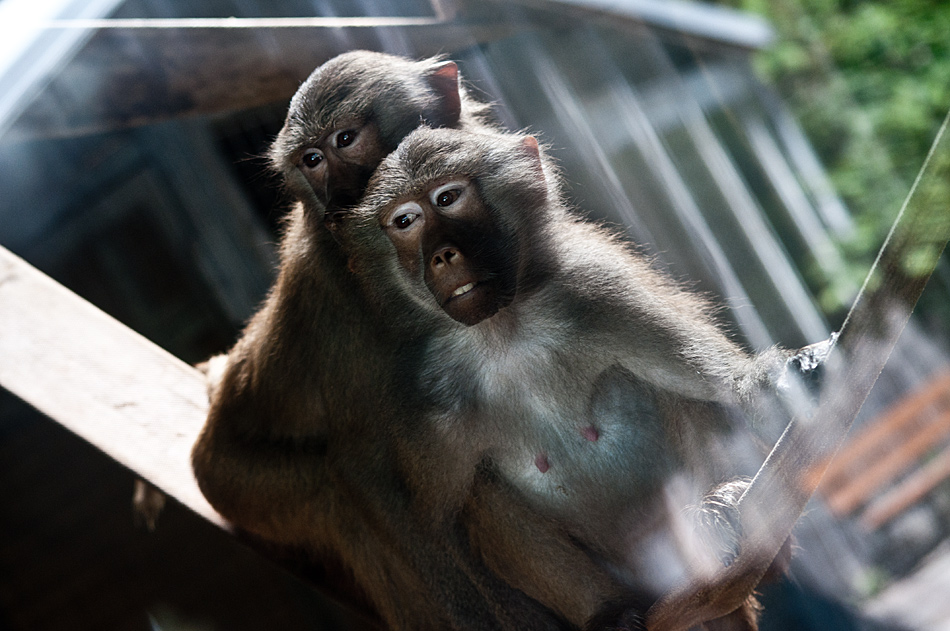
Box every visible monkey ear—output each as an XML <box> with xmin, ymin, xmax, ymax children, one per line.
<box><xmin>521</xmin><ymin>136</ymin><xmax>540</xmax><ymax>160</ymax></box>
<box><xmin>427</xmin><ymin>61</ymin><xmax>462</xmax><ymax>127</ymax></box>
<box><xmin>520</xmin><ymin>136</ymin><xmax>544</xmax><ymax>173</ymax></box>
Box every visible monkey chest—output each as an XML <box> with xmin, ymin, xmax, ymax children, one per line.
<box><xmin>481</xmin><ymin>364</ymin><xmax>678</xmax><ymax>511</ymax></box>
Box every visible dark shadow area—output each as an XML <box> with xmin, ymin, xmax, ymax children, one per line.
<box><xmin>0</xmin><ymin>390</ymin><xmax>366</xmax><ymax>631</ymax></box>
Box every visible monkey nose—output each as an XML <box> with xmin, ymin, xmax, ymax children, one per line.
<box><xmin>430</xmin><ymin>246</ymin><xmax>461</xmax><ymax>269</ymax></box>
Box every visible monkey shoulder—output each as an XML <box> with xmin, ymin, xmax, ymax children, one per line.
<box><xmin>550</xmin><ymin>219</ymin><xmax>689</xmax><ymax>319</ymax></box>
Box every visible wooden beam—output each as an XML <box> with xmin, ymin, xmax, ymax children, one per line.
<box><xmin>0</xmin><ymin>245</ymin><xmax>220</xmax><ymax>526</ymax></box>
<box><xmin>3</xmin><ymin>18</ymin><xmax>520</xmax><ymax>143</ymax></box>
<box><xmin>805</xmin><ymin>372</ymin><xmax>950</xmax><ymax>493</ymax></box>
<box><xmin>824</xmin><ymin>408</ymin><xmax>950</xmax><ymax>516</ymax></box>
<box><xmin>861</xmin><ymin>442</ymin><xmax>950</xmax><ymax>529</ymax></box>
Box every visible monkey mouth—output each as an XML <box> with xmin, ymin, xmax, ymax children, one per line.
<box><xmin>440</xmin><ymin>278</ymin><xmax>510</xmax><ymax>326</ymax></box>
<box><xmin>451</xmin><ymin>282</ymin><xmax>477</xmax><ymax>298</ymax></box>
<box><xmin>443</xmin><ymin>277</ymin><xmax>486</xmax><ymax>307</ymax></box>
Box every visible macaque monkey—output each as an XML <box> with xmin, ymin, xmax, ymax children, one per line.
<box><xmin>193</xmin><ymin>51</ymin><xmax>808</xmax><ymax>630</ymax></box>
<box><xmin>193</xmin><ymin>53</ymin><xmax>571</xmax><ymax>630</ymax></box>
<box><xmin>268</xmin><ymin>50</ymin><xmax>497</xmax><ymax>220</ymax></box>
<box><xmin>335</xmin><ymin>128</ymin><xmax>811</xmax><ymax>629</ymax></box>
<box><xmin>194</xmin><ymin>48</ymin><xmax>493</xmax><ymax>537</ymax></box>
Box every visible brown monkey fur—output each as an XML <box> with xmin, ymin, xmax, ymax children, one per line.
<box><xmin>192</xmin><ymin>52</ymin><xmax>573</xmax><ymax>630</ymax></box>
<box><xmin>335</xmin><ymin>128</ymin><xmax>802</xmax><ymax>629</ymax></box>
<box><xmin>194</xmin><ymin>52</ymin><xmax>798</xmax><ymax>630</ymax></box>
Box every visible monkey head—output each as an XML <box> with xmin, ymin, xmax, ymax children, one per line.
<box><xmin>269</xmin><ymin>51</ymin><xmax>470</xmax><ymax>218</ymax></box>
<box><xmin>342</xmin><ymin>128</ymin><xmax>558</xmax><ymax>327</ymax></box>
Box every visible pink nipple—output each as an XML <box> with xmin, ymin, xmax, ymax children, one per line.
<box><xmin>535</xmin><ymin>452</ymin><xmax>550</xmax><ymax>473</ymax></box>
<box><xmin>582</xmin><ymin>426</ymin><xmax>600</xmax><ymax>442</ymax></box>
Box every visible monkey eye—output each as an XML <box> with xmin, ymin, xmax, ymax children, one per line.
<box><xmin>388</xmin><ymin>202</ymin><xmax>424</xmax><ymax>232</ymax></box>
<box><xmin>302</xmin><ymin>149</ymin><xmax>324</xmax><ymax>169</ymax></box>
<box><xmin>393</xmin><ymin>212</ymin><xmax>419</xmax><ymax>230</ymax></box>
<box><xmin>435</xmin><ymin>190</ymin><xmax>459</xmax><ymax>207</ymax></box>
<box><xmin>430</xmin><ymin>182</ymin><xmax>465</xmax><ymax>208</ymax></box>
<box><xmin>335</xmin><ymin>129</ymin><xmax>358</xmax><ymax>148</ymax></box>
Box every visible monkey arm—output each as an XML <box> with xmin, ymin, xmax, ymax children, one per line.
<box><xmin>555</xmin><ymin>220</ymin><xmax>795</xmax><ymax>408</ymax></box>
<box><xmin>191</xmin><ymin>340</ymin><xmax>341</xmax><ymax>547</ymax></box>
<box><xmin>190</xmin><ymin>206</ymin><xmax>383</xmax><ymax>545</ymax></box>
<box><xmin>192</xmin><ymin>403</ymin><xmax>335</xmax><ymax>547</ymax></box>
<box><xmin>619</xmin><ymin>289</ymin><xmax>790</xmax><ymax>406</ymax></box>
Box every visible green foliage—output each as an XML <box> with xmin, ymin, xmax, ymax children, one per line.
<box><xmin>717</xmin><ymin>0</ymin><xmax>950</xmax><ymax>320</ymax></box>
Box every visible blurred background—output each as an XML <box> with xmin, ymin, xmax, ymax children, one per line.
<box><xmin>0</xmin><ymin>0</ymin><xmax>948</xmax><ymax>629</ymax></box>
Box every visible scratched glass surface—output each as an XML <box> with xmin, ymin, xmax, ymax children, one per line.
<box><xmin>0</xmin><ymin>1</ymin><xmax>948</xmax><ymax>630</ymax></box>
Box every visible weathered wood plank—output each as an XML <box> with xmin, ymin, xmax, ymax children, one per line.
<box><xmin>0</xmin><ymin>245</ymin><xmax>221</xmax><ymax>526</ymax></box>
<box><xmin>808</xmin><ymin>372</ymin><xmax>950</xmax><ymax>494</ymax></box>
<box><xmin>802</xmin><ymin>371</ymin><xmax>950</xmax><ymax>518</ymax></box>
<box><xmin>824</xmin><ymin>406</ymin><xmax>950</xmax><ymax>516</ymax></box>
<box><xmin>3</xmin><ymin>18</ymin><xmax>520</xmax><ymax>142</ymax></box>
<box><xmin>861</xmin><ymin>440</ymin><xmax>950</xmax><ymax>529</ymax></box>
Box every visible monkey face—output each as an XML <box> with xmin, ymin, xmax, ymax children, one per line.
<box><xmin>382</xmin><ymin>178</ymin><xmax>518</xmax><ymax>326</ymax></box>
<box><xmin>270</xmin><ymin>51</ymin><xmax>468</xmax><ymax>220</ymax></box>
<box><xmin>296</xmin><ymin>120</ymin><xmax>387</xmax><ymax>211</ymax></box>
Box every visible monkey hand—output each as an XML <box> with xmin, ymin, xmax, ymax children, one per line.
<box><xmin>686</xmin><ymin>478</ymin><xmax>749</xmax><ymax>570</ymax></box>
<box><xmin>778</xmin><ymin>331</ymin><xmax>838</xmax><ymax>406</ymax></box>
<box><xmin>688</xmin><ymin>477</ymin><xmax>794</xmax><ymax>574</ymax></box>
<box><xmin>195</xmin><ymin>353</ymin><xmax>229</xmax><ymax>401</ymax></box>
<box><xmin>666</xmin><ymin>479</ymin><xmax>793</xmax><ymax>631</ymax></box>
<box><xmin>132</xmin><ymin>479</ymin><xmax>166</xmax><ymax>532</ymax></box>
<box><xmin>787</xmin><ymin>331</ymin><xmax>837</xmax><ymax>381</ymax></box>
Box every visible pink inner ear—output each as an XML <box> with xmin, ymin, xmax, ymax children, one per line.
<box><xmin>522</xmin><ymin>136</ymin><xmax>540</xmax><ymax>158</ymax></box>
<box><xmin>432</xmin><ymin>61</ymin><xmax>459</xmax><ymax>84</ymax></box>
<box><xmin>428</xmin><ymin>62</ymin><xmax>462</xmax><ymax>127</ymax></box>
<box><xmin>520</xmin><ymin>136</ymin><xmax>544</xmax><ymax>177</ymax></box>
